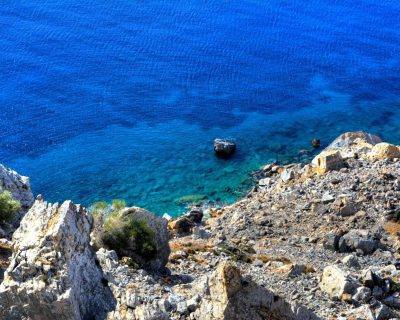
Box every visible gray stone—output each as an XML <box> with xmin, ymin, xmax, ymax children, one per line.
<box><xmin>372</xmin><ymin>286</ymin><xmax>384</xmax><ymax>299</ymax></box>
<box><xmin>340</xmin><ymin>230</ymin><xmax>379</xmax><ymax>255</ymax></box>
<box><xmin>342</xmin><ymin>254</ymin><xmax>360</xmax><ymax>269</ymax></box>
<box><xmin>321</xmin><ymin>192</ymin><xmax>335</xmax><ymax>204</ymax></box>
<box><xmin>259</xmin><ymin>177</ymin><xmax>272</xmax><ymax>187</ymax></box>
<box><xmin>383</xmin><ymin>295</ymin><xmax>400</xmax><ymax>309</ymax></box>
<box><xmin>332</xmin><ymin>197</ymin><xmax>358</xmax><ymax>217</ymax></box>
<box><xmin>134</xmin><ymin>303</ymin><xmax>170</xmax><ymax>320</ymax></box>
<box><xmin>374</xmin><ymin>302</ymin><xmax>397</xmax><ymax>320</ymax></box>
<box><xmin>352</xmin><ymin>286</ymin><xmax>371</xmax><ymax>303</ymax></box>
<box><xmin>362</xmin><ymin>269</ymin><xmax>379</xmax><ymax>288</ymax></box>
<box><xmin>323</xmin><ymin>233</ymin><xmax>340</xmax><ymax>251</ymax></box>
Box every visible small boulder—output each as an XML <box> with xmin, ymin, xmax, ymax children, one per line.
<box><xmin>339</xmin><ymin>229</ymin><xmax>380</xmax><ymax>255</ymax></box>
<box><xmin>186</xmin><ymin>208</ymin><xmax>203</xmax><ymax>224</ymax></box>
<box><xmin>361</xmin><ymin>269</ymin><xmax>381</xmax><ymax>289</ymax></box>
<box><xmin>209</xmin><ymin>261</ymin><xmax>242</xmax><ymax>302</ymax></box>
<box><xmin>382</xmin><ymin>294</ymin><xmax>400</xmax><ymax>309</ymax></box>
<box><xmin>320</xmin><ymin>265</ymin><xmax>360</xmax><ymax>300</ymax></box>
<box><xmin>321</xmin><ymin>192</ymin><xmax>335</xmax><ymax>204</ymax></box>
<box><xmin>258</xmin><ymin>178</ymin><xmax>272</xmax><ymax>188</ymax></box>
<box><xmin>280</xmin><ymin>168</ymin><xmax>295</xmax><ymax>183</ymax></box>
<box><xmin>134</xmin><ymin>304</ymin><xmax>170</xmax><ymax>320</ymax></box>
<box><xmin>275</xmin><ymin>263</ymin><xmax>313</xmax><ymax>277</ymax></box>
<box><xmin>352</xmin><ymin>286</ymin><xmax>371</xmax><ymax>304</ymax></box>
<box><xmin>331</xmin><ymin>196</ymin><xmax>358</xmax><ymax>217</ymax></box>
<box><xmin>214</xmin><ymin>139</ymin><xmax>236</xmax><ymax>158</ymax></box>
<box><xmin>312</xmin><ymin>150</ymin><xmax>344</xmax><ymax>175</ymax></box>
<box><xmin>168</xmin><ymin>216</ymin><xmax>193</xmax><ymax>234</ymax></box>
<box><xmin>323</xmin><ymin>233</ymin><xmax>340</xmax><ymax>251</ymax></box>
<box><xmin>350</xmin><ymin>302</ymin><xmax>396</xmax><ymax>320</ymax></box>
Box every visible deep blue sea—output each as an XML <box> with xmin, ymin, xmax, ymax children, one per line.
<box><xmin>1</xmin><ymin>1</ymin><xmax>400</xmax><ymax>215</ymax></box>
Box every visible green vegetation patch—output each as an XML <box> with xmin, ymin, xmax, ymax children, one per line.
<box><xmin>91</xmin><ymin>201</ymin><xmax>108</xmax><ymax>217</ymax></box>
<box><xmin>90</xmin><ymin>199</ymin><xmax>157</xmax><ymax>265</ymax></box>
<box><xmin>0</xmin><ymin>190</ymin><xmax>21</xmax><ymax>224</ymax></box>
<box><xmin>103</xmin><ymin>211</ymin><xmax>157</xmax><ymax>260</ymax></box>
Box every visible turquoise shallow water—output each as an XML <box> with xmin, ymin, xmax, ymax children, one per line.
<box><xmin>1</xmin><ymin>1</ymin><xmax>400</xmax><ymax>215</ymax></box>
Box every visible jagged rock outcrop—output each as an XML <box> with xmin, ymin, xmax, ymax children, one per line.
<box><xmin>0</xmin><ymin>199</ymin><xmax>115</xmax><ymax>320</ymax></box>
<box><xmin>0</xmin><ymin>164</ymin><xmax>34</xmax><ymax>224</ymax></box>
<box><xmin>96</xmin><ymin>248</ymin><xmax>170</xmax><ymax>320</ymax></box>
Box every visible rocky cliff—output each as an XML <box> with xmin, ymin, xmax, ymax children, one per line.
<box><xmin>1</xmin><ymin>131</ymin><xmax>400</xmax><ymax>320</ymax></box>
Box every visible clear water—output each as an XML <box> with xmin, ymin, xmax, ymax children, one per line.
<box><xmin>1</xmin><ymin>1</ymin><xmax>400</xmax><ymax>215</ymax></box>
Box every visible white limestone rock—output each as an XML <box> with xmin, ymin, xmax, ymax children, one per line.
<box><xmin>320</xmin><ymin>265</ymin><xmax>360</xmax><ymax>301</ymax></box>
<box><xmin>96</xmin><ymin>248</ymin><xmax>170</xmax><ymax>320</ymax></box>
<box><xmin>327</xmin><ymin>131</ymin><xmax>382</xmax><ymax>150</ymax></box>
<box><xmin>0</xmin><ymin>199</ymin><xmax>115</xmax><ymax>320</ymax></box>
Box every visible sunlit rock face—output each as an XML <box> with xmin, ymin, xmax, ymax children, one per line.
<box><xmin>0</xmin><ymin>199</ymin><xmax>115</xmax><ymax>320</ymax></box>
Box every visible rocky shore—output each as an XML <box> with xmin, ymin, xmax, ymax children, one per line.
<box><xmin>1</xmin><ymin>131</ymin><xmax>400</xmax><ymax>319</ymax></box>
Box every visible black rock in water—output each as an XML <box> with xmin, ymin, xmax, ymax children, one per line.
<box><xmin>311</xmin><ymin>138</ymin><xmax>321</xmax><ymax>148</ymax></box>
<box><xmin>214</xmin><ymin>139</ymin><xmax>236</xmax><ymax>158</ymax></box>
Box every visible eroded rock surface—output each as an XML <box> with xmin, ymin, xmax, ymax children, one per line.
<box><xmin>0</xmin><ymin>199</ymin><xmax>115</xmax><ymax>320</ymax></box>
<box><xmin>195</xmin><ymin>261</ymin><xmax>319</xmax><ymax>320</ymax></box>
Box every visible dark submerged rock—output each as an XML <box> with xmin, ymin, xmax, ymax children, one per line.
<box><xmin>311</xmin><ymin>138</ymin><xmax>321</xmax><ymax>148</ymax></box>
